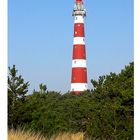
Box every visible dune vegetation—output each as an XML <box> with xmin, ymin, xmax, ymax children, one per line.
<box><xmin>8</xmin><ymin>129</ymin><xmax>86</xmax><ymax>140</ymax></box>
<box><xmin>8</xmin><ymin>62</ymin><xmax>134</xmax><ymax>140</ymax></box>
<box><xmin>8</xmin><ymin>129</ymin><xmax>46</xmax><ymax>140</ymax></box>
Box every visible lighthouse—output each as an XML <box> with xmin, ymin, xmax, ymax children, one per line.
<box><xmin>71</xmin><ymin>0</ymin><xmax>88</xmax><ymax>94</ymax></box>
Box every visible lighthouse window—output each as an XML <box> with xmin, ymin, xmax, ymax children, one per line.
<box><xmin>75</xmin><ymin>17</ymin><xmax>77</xmax><ymax>20</ymax></box>
<box><xmin>75</xmin><ymin>31</ymin><xmax>77</xmax><ymax>34</ymax></box>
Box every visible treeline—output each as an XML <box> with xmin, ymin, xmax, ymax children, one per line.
<box><xmin>8</xmin><ymin>62</ymin><xmax>134</xmax><ymax>140</ymax></box>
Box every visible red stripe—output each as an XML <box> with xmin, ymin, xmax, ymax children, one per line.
<box><xmin>71</xmin><ymin>68</ymin><xmax>87</xmax><ymax>83</ymax></box>
<box><xmin>73</xmin><ymin>45</ymin><xmax>86</xmax><ymax>59</ymax></box>
<box><xmin>74</xmin><ymin>23</ymin><xmax>85</xmax><ymax>37</ymax></box>
<box><xmin>70</xmin><ymin>91</ymin><xmax>85</xmax><ymax>94</ymax></box>
<box><xmin>76</xmin><ymin>0</ymin><xmax>82</xmax><ymax>4</ymax></box>
<box><xmin>76</xmin><ymin>0</ymin><xmax>82</xmax><ymax>2</ymax></box>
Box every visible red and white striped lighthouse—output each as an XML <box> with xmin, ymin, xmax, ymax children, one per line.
<box><xmin>71</xmin><ymin>0</ymin><xmax>87</xmax><ymax>94</ymax></box>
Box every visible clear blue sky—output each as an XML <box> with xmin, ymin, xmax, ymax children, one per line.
<box><xmin>8</xmin><ymin>0</ymin><xmax>133</xmax><ymax>93</ymax></box>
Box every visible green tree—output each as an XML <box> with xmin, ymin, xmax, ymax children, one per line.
<box><xmin>90</xmin><ymin>62</ymin><xmax>134</xmax><ymax>139</ymax></box>
<box><xmin>39</xmin><ymin>83</ymin><xmax>47</xmax><ymax>93</ymax></box>
<box><xmin>8</xmin><ymin>65</ymin><xmax>29</xmax><ymax>128</ymax></box>
<box><xmin>7</xmin><ymin>62</ymin><xmax>133</xmax><ymax>139</ymax></box>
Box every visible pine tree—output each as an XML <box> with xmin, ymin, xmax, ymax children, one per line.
<box><xmin>8</xmin><ymin>65</ymin><xmax>29</xmax><ymax>128</ymax></box>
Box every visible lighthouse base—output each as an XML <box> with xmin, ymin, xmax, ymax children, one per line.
<box><xmin>70</xmin><ymin>83</ymin><xmax>88</xmax><ymax>93</ymax></box>
<box><xmin>70</xmin><ymin>91</ymin><xmax>87</xmax><ymax>94</ymax></box>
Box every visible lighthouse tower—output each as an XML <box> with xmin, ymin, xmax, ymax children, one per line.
<box><xmin>71</xmin><ymin>0</ymin><xmax>88</xmax><ymax>94</ymax></box>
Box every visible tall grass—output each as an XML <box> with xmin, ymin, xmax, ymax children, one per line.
<box><xmin>50</xmin><ymin>132</ymin><xmax>85</xmax><ymax>140</ymax></box>
<box><xmin>8</xmin><ymin>129</ymin><xmax>46</xmax><ymax>140</ymax></box>
<box><xmin>8</xmin><ymin>129</ymin><xmax>87</xmax><ymax>140</ymax></box>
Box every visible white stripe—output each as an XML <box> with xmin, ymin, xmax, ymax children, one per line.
<box><xmin>72</xmin><ymin>59</ymin><xmax>86</xmax><ymax>68</ymax></box>
<box><xmin>74</xmin><ymin>15</ymin><xmax>84</xmax><ymax>23</ymax></box>
<box><xmin>74</xmin><ymin>37</ymin><xmax>85</xmax><ymax>45</ymax></box>
<box><xmin>71</xmin><ymin>83</ymin><xmax>88</xmax><ymax>91</ymax></box>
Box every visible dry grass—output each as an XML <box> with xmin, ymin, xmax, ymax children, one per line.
<box><xmin>8</xmin><ymin>129</ymin><xmax>47</xmax><ymax>140</ymax></box>
<box><xmin>8</xmin><ymin>129</ymin><xmax>86</xmax><ymax>140</ymax></box>
<box><xmin>50</xmin><ymin>132</ymin><xmax>85</xmax><ymax>140</ymax></box>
